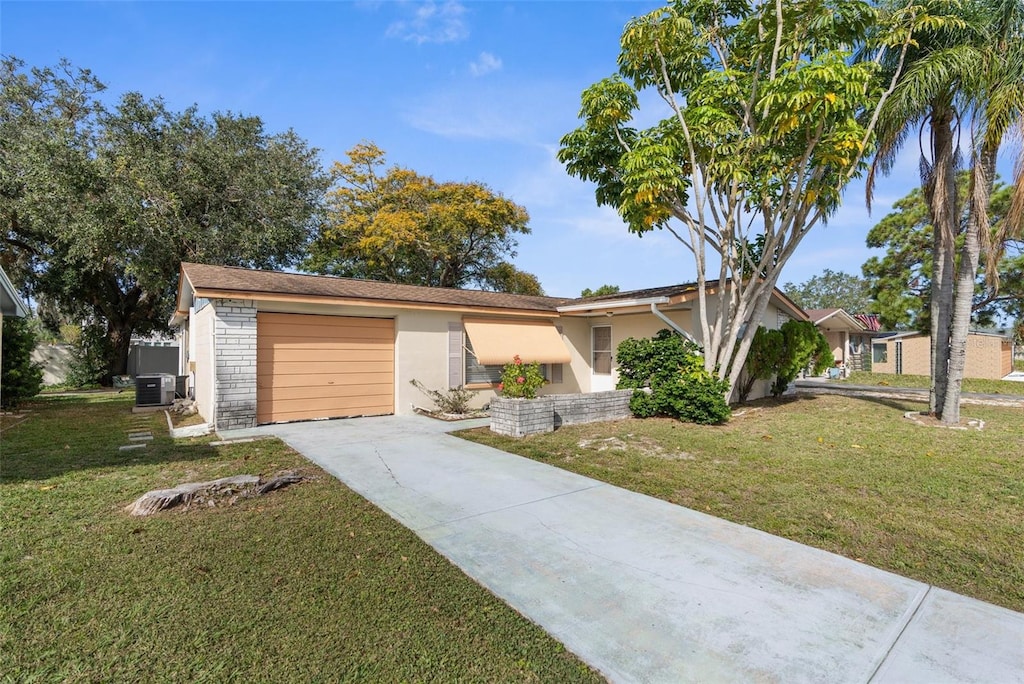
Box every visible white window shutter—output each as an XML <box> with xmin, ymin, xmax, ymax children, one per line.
<box><xmin>448</xmin><ymin>323</ymin><xmax>463</xmax><ymax>388</ymax></box>
<box><xmin>552</xmin><ymin>324</ymin><xmax>564</xmax><ymax>383</ymax></box>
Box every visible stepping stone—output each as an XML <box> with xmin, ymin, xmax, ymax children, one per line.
<box><xmin>129</xmin><ymin>434</ymin><xmax>153</xmax><ymax>442</ymax></box>
<box><xmin>119</xmin><ymin>444</ymin><xmax>146</xmax><ymax>451</ymax></box>
<box><xmin>128</xmin><ymin>431</ymin><xmax>151</xmax><ymax>438</ymax></box>
<box><xmin>209</xmin><ymin>438</ymin><xmax>255</xmax><ymax>446</ymax></box>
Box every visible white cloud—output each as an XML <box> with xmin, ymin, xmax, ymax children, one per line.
<box><xmin>469</xmin><ymin>51</ymin><xmax>502</xmax><ymax>77</ymax></box>
<box><xmin>386</xmin><ymin>1</ymin><xmax>469</xmax><ymax>44</ymax></box>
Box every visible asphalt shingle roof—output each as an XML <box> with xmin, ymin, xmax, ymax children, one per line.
<box><xmin>181</xmin><ymin>262</ymin><xmax>571</xmax><ymax>313</ymax></box>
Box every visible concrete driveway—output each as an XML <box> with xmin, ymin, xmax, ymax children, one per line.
<box><xmin>223</xmin><ymin>415</ymin><xmax>1024</xmax><ymax>683</ymax></box>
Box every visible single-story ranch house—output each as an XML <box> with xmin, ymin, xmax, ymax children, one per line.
<box><xmin>171</xmin><ymin>263</ymin><xmax>808</xmax><ymax>430</ymax></box>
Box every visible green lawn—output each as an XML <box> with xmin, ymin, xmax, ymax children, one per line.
<box><xmin>843</xmin><ymin>370</ymin><xmax>1024</xmax><ymax>396</ymax></box>
<box><xmin>459</xmin><ymin>394</ymin><xmax>1024</xmax><ymax>613</ymax></box>
<box><xmin>1</xmin><ymin>394</ymin><xmax>600</xmax><ymax>683</ymax></box>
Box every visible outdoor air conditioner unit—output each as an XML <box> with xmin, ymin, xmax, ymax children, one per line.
<box><xmin>136</xmin><ymin>373</ymin><xmax>175</xmax><ymax>407</ymax></box>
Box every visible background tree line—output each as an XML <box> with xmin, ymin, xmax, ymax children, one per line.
<box><xmin>1</xmin><ymin>58</ymin><xmax>541</xmax><ymax>386</ymax></box>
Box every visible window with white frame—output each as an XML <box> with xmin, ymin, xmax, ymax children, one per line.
<box><xmin>592</xmin><ymin>326</ymin><xmax>612</xmax><ymax>374</ymax></box>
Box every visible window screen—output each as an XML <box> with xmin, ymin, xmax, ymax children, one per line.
<box><xmin>465</xmin><ymin>335</ymin><xmax>504</xmax><ymax>385</ymax></box>
<box><xmin>592</xmin><ymin>326</ymin><xmax>612</xmax><ymax>374</ymax></box>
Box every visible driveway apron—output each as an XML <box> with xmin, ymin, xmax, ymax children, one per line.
<box><xmin>223</xmin><ymin>416</ymin><xmax>1024</xmax><ymax>683</ymax></box>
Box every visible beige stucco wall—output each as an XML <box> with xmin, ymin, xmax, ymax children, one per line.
<box><xmin>192</xmin><ymin>305</ymin><xmax>216</xmax><ymax>423</ymax></box>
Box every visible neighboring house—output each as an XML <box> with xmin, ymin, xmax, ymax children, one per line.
<box><xmin>805</xmin><ymin>308</ymin><xmax>872</xmax><ymax>373</ymax></box>
<box><xmin>171</xmin><ymin>263</ymin><xmax>807</xmax><ymax>430</ymax></box>
<box><xmin>1</xmin><ymin>266</ymin><xmax>30</xmax><ymax>405</ymax></box>
<box><xmin>870</xmin><ymin>330</ymin><xmax>1014</xmax><ymax>380</ymax></box>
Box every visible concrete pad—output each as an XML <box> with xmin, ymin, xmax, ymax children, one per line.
<box><xmin>209</xmin><ymin>438</ymin><xmax>256</xmax><ymax>446</ymax></box>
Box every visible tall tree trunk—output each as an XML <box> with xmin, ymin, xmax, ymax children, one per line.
<box><xmin>107</xmin><ymin>321</ymin><xmax>134</xmax><ymax>384</ymax></box>
<box><xmin>927</xmin><ymin>105</ymin><xmax>957</xmax><ymax>416</ymax></box>
<box><xmin>942</xmin><ymin>152</ymin><xmax>997</xmax><ymax>423</ymax></box>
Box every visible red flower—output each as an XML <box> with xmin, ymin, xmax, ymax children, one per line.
<box><xmin>517</xmin><ymin>376</ymin><xmax>525</xmax><ymax>384</ymax></box>
<box><xmin>498</xmin><ymin>382</ymin><xmax>504</xmax><ymax>390</ymax></box>
<box><xmin>513</xmin><ymin>355</ymin><xmax>522</xmax><ymax>365</ymax></box>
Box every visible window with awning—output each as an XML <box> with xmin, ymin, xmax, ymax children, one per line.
<box><xmin>462</xmin><ymin>318</ymin><xmax>572</xmax><ymax>366</ymax></box>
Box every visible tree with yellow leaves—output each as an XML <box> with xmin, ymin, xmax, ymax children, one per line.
<box><xmin>306</xmin><ymin>143</ymin><xmax>542</xmax><ymax>295</ymax></box>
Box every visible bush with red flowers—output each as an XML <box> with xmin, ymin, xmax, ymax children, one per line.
<box><xmin>498</xmin><ymin>355</ymin><xmax>546</xmax><ymax>399</ymax></box>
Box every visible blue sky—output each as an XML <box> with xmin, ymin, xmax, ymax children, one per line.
<box><xmin>1</xmin><ymin>0</ymin><xmax>1005</xmax><ymax>298</ymax></box>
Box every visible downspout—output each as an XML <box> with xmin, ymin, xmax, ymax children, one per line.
<box><xmin>651</xmin><ymin>302</ymin><xmax>699</xmax><ymax>345</ymax></box>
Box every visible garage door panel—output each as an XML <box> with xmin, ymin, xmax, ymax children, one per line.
<box><xmin>259</xmin><ymin>394</ymin><xmax>392</xmax><ymax>414</ymax></box>
<box><xmin>258</xmin><ymin>403</ymin><xmax>392</xmax><ymax>424</ymax></box>
<box><xmin>257</xmin><ymin>360</ymin><xmax>394</xmax><ymax>375</ymax></box>
<box><xmin>259</xmin><ymin>312</ymin><xmax>392</xmax><ymax>329</ymax></box>
<box><xmin>256</xmin><ymin>326</ymin><xmax>394</xmax><ymax>342</ymax></box>
<box><xmin>256</xmin><ymin>313</ymin><xmax>394</xmax><ymax>423</ymax></box>
<box><xmin>258</xmin><ymin>383</ymin><xmax>394</xmax><ymax>402</ymax></box>
<box><xmin>257</xmin><ymin>370</ymin><xmax>394</xmax><ymax>388</ymax></box>
<box><xmin>257</xmin><ymin>347</ymin><xmax>394</xmax><ymax>364</ymax></box>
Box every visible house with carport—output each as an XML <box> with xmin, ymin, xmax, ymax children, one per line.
<box><xmin>171</xmin><ymin>263</ymin><xmax>808</xmax><ymax>431</ymax></box>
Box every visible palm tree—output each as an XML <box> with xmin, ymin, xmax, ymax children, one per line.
<box><xmin>941</xmin><ymin>0</ymin><xmax>1024</xmax><ymax>422</ymax></box>
<box><xmin>867</xmin><ymin>0</ymin><xmax>1024</xmax><ymax>422</ymax></box>
<box><xmin>865</xmin><ymin>0</ymin><xmax>978</xmax><ymax>416</ymax></box>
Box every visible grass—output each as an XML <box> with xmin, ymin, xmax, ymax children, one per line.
<box><xmin>842</xmin><ymin>371</ymin><xmax>1024</xmax><ymax>395</ymax></box>
<box><xmin>1</xmin><ymin>394</ymin><xmax>601</xmax><ymax>683</ymax></box>
<box><xmin>458</xmin><ymin>394</ymin><xmax>1024</xmax><ymax>613</ymax></box>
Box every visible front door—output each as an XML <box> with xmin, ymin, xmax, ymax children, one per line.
<box><xmin>591</xmin><ymin>325</ymin><xmax>615</xmax><ymax>391</ymax></box>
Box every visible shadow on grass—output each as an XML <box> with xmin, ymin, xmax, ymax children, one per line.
<box><xmin>1</xmin><ymin>394</ymin><xmax>222</xmax><ymax>483</ymax></box>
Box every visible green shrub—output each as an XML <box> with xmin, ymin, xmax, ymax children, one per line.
<box><xmin>769</xmin><ymin>320</ymin><xmax>834</xmax><ymax>397</ymax></box>
<box><xmin>498</xmin><ymin>355</ymin><xmax>546</xmax><ymax>399</ymax></box>
<box><xmin>616</xmin><ymin>329</ymin><xmax>731</xmax><ymax>425</ymax></box>
<box><xmin>738</xmin><ymin>326</ymin><xmax>784</xmax><ymax>402</ymax></box>
<box><xmin>66</xmin><ymin>322</ymin><xmax>111</xmax><ymax>388</ymax></box>
<box><xmin>1</xmin><ymin>317</ymin><xmax>44</xmax><ymax>410</ymax></box>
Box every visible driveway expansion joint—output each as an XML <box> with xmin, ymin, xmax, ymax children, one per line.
<box><xmin>866</xmin><ymin>584</ymin><xmax>932</xmax><ymax>683</ymax></box>
<box><xmin>416</xmin><ymin>482</ymin><xmax>607</xmax><ymax>532</ymax></box>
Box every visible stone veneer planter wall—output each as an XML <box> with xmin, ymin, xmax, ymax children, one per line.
<box><xmin>490</xmin><ymin>390</ymin><xmax>633</xmax><ymax>437</ymax></box>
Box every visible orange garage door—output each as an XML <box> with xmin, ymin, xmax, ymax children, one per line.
<box><xmin>256</xmin><ymin>313</ymin><xmax>394</xmax><ymax>424</ymax></box>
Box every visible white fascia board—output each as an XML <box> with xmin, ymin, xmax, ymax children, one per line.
<box><xmin>0</xmin><ymin>266</ymin><xmax>28</xmax><ymax>317</ymax></box>
<box><xmin>557</xmin><ymin>296</ymin><xmax>670</xmax><ymax>313</ymax></box>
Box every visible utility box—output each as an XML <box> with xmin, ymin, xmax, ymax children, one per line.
<box><xmin>136</xmin><ymin>373</ymin><xmax>175</xmax><ymax>407</ymax></box>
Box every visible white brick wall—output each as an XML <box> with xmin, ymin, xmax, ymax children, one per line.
<box><xmin>213</xmin><ymin>299</ymin><xmax>257</xmax><ymax>430</ymax></box>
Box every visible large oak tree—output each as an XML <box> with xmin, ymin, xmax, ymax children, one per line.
<box><xmin>0</xmin><ymin>58</ymin><xmax>331</xmax><ymax>381</ymax></box>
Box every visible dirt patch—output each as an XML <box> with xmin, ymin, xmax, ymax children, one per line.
<box><xmin>578</xmin><ymin>435</ymin><xmax>694</xmax><ymax>460</ymax></box>
<box><xmin>903</xmin><ymin>411</ymin><xmax>985</xmax><ymax>431</ymax></box>
<box><xmin>169</xmin><ymin>411</ymin><xmax>206</xmax><ymax>428</ymax></box>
